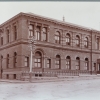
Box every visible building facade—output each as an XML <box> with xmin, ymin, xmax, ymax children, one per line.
<box><xmin>0</xmin><ymin>12</ymin><xmax>100</xmax><ymax>80</ymax></box>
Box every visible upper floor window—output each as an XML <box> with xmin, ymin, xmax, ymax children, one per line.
<box><xmin>75</xmin><ymin>35</ymin><xmax>80</xmax><ymax>47</ymax></box>
<box><xmin>55</xmin><ymin>31</ymin><xmax>60</xmax><ymax>44</ymax></box>
<box><xmin>97</xmin><ymin>38</ymin><xmax>99</xmax><ymax>50</ymax></box>
<box><xmin>25</xmin><ymin>56</ymin><xmax>29</xmax><ymax>67</ymax></box>
<box><xmin>14</xmin><ymin>52</ymin><xmax>17</xmax><ymax>68</ymax></box>
<box><xmin>29</xmin><ymin>24</ymin><xmax>34</xmax><ymax>37</ymax></box>
<box><xmin>84</xmin><ymin>37</ymin><xmax>88</xmax><ymax>48</ymax></box>
<box><xmin>55</xmin><ymin>55</ymin><xmax>61</xmax><ymax>69</ymax></box>
<box><xmin>7</xmin><ymin>54</ymin><xmax>9</xmax><ymax>68</ymax></box>
<box><xmin>76</xmin><ymin>57</ymin><xmax>80</xmax><ymax>70</ymax></box>
<box><xmin>36</xmin><ymin>26</ymin><xmax>41</xmax><ymax>41</ymax></box>
<box><xmin>34</xmin><ymin>51</ymin><xmax>42</xmax><ymax>68</ymax></box>
<box><xmin>66</xmin><ymin>56</ymin><xmax>71</xmax><ymax>69</ymax></box>
<box><xmin>13</xmin><ymin>26</ymin><xmax>17</xmax><ymax>40</ymax></box>
<box><xmin>43</xmin><ymin>27</ymin><xmax>47</xmax><ymax>41</ymax></box>
<box><xmin>1</xmin><ymin>36</ymin><xmax>3</xmax><ymax>45</ymax></box>
<box><xmin>7</xmin><ymin>29</ymin><xmax>10</xmax><ymax>43</ymax></box>
<box><xmin>66</xmin><ymin>33</ymin><xmax>71</xmax><ymax>45</ymax></box>
<box><xmin>85</xmin><ymin>58</ymin><xmax>89</xmax><ymax>70</ymax></box>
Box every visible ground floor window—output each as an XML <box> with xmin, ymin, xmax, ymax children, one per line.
<box><xmin>76</xmin><ymin>57</ymin><xmax>80</xmax><ymax>70</ymax></box>
<box><xmin>47</xmin><ymin>59</ymin><xmax>51</xmax><ymax>68</ymax></box>
<box><xmin>55</xmin><ymin>55</ymin><xmax>61</xmax><ymax>69</ymax></box>
<box><xmin>25</xmin><ymin>56</ymin><xmax>29</xmax><ymax>67</ymax></box>
<box><xmin>34</xmin><ymin>51</ymin><xmax>42</xmax><ymax>68</ymax></box>
<box><xmin>66</xmin><ymin>56</ymin><xmax>71</xmax><ymax>69</ymax></box>
<box><xmin>84</xmin><ymin>58</ymin><xmax>89</xmax><ymax>70</ymax></box>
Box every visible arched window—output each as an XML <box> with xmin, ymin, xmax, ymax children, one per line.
<box><xmin>76</xmin><ymin>57</ymin><xmax>80</xmax><ymax>70</ymax></box>
<box><xmin>34</xmin><ymin>51</ymin><xmax>42</xmax><ymax>68</ymax></box>
<box><xmin>7</xmin><ymin>54</ymin><xmax>9</xmax><ymax>68</ymax></box>
<box><xmin>14</xmin><ymin>52</ymin><xmax>17</xmax><ymax>68</ymax></box>
<box><xmin>55</xmin><ymin>55</ymin><xmax>61</xmax><ymax>69</ymax></box>
<box><xmin>29</xmin><ymin>24</ymin><xmax>34</xmax><ymax>37</ymax></box>
<box><xmin>84</xmin><ymin>37</ymin><xmax>88</xmax><ymax>48</ymax></box>
<box><xmin>85</xmin><ymin>58</ymin><xmax>89</xmax><ymax>70</ymax></box>
<box><xmin>55</xmin><ymin>31</ymin><xmax>60</xmax><ymax>44</ymax></box>
<box><xmin>66</xmin><ymin>33</ymin><xmax>71</xmax><ymax>45</ymax></box>
<box><xmin>66</xmin><ymin>56</ymin><xmax>71</xmax><ymax>69</ymax></box>
<box><xmin>36</xmin><ymin>26</ymin><xmax>41</xmax><ymax>40</ymax></box>
<box><xmin>43</xmin><ymin>27</ymin><xmax>47</xmax><ymax>41</ymax></box>
<box><xmin>76</xmin><ymin>35</ymin><xmax>80</xmax><ymax>46</ymax></box>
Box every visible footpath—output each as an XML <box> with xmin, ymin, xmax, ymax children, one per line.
<box><xmin>0</xmin><ymin>75</ymin><xmax>100</xmax><ymax>83</ymax></box>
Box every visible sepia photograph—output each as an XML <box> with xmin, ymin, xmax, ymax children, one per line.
<box><xmin>0</xmin><ymin>1</ymin><xmax>100</xmax><ymax>100</ymax></box>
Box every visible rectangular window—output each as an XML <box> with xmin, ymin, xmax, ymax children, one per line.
<box><xmin>1</xmin><ymin>37</ymin><xmax>3</xmax><ymax>45</ymax></box>
<box><xmin>14</xmin><ymin>26</ymin><xmax>17</xmax><ymax>40</ymax></box>
<box><xmin>36</xmin><ymin>26</ymin><xmax>41</xmax><ymax>41</ymax></box>
<box><xmin>97</xmin><ymin>38</ymin><xmax>99</xmax><ymax>50</ymax></box>
<box><xmin>47</xmin><ymin>59</ymin><xmax>51</xmax><ymax>68</ymax></box>
<box><xmin>25</xmin><ymin>57</ymin><xmax>29</xmax><ymax>67</ymax></box>
<box><xmin>29</xmin><ymin>25</ymin><xmax>34</xmax><ymax>37</ymax></box>
<box><xmin>7</xmin><ymin>57</ymin><xmax>9</xmax><ymax>68</ymax></box>
<box><xmin>43</xmin><ymin>27</ymin><xmax>47</xmax><ymax>41</ymax></box>
<box><xmin>7</xmin><ymin>29</ymin><xmax>10</xmax><ymax>43</ymax></box>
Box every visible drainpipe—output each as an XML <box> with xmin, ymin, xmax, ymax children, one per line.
<box><xmin>91</xmin><ymin>30</ymin><xmax>92</xmax><ymax>75</ymax></box>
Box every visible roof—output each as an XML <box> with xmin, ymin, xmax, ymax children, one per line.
<box><xmin>0</xmin><ymin>12</ymin><xmax>100</xmax><ymax>33</ymax></box>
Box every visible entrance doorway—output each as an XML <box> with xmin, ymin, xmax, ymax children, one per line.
<box><xmin>14</xmin><ymin>74</ymin><xmax>16</xmax><ymax>79</ymax></box>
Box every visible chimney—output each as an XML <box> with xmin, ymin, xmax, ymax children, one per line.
<box><xmin>63</xmin><ymin>16</ymin><xmax>65</xmax><ymax>22</ymax></box>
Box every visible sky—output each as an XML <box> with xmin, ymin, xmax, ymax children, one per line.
<box><xmin>0</xmin><ymin>2</ymin><xmax>100</xmax><ymax>30</ymax></box>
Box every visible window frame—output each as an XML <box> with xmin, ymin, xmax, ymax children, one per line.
<box><xmin>55</xmin><ymin>31</ymin><xmax>60</xmax><ymax>44</ymax></box>
<box><xmin>7</xmin><ymin>54</ymin><xmax>9</xmax><ymax>68</ymax></box>
<box><xmin>43</xmin><ymin>27</ymin><xmax>47</xmax><ymax>41</ymax></box>
<box><xmin>29</xmin><ymin>24</ymin><xmax>34</xmax><ymax>37</ymax></box>
<box><xmin>76</xmin><ymin>57</ymin><xmax>80</xmax><ymax>70</ymax></box>
<box><xmin>47</xmin><ymin>59</ymin><xmax>51</xmax><ymax>68</ymax></box>
<box><xmin>84</xmin><ymin>37</ymin><xmax>88</xmax><ymax>48</ymax></box>
<box><xmin>36</xmin><ymin>26</ymin><xmax>41</xmax><ymax>41</ymax></box>
<box><xmin>14</xmin><ymin>52</ymin><xmax>17</xmax><ymax>68</ymax></box>
<box><xmin>66</xmin><ymin>56</ymin><xmax>71</xmax><ymax>69</ymax></box>
<box><xmin>34</xmin><ymin>51</ymin><xmax>42</xmax><ymax>68</ymax></box>
<box><xmin>25</xmin><ymin>56</ymin><xmax>29</xmax><ymax>67</ymax></box>
<box><xmin>76</xmin><ymin>35</ymin><xmax>80</xmax><ymax>47</ymax></box>
<box><xmin>55</xmin><ymin>55</ymin><xmax>61</xmax><ymax>69</ymax></box>
<box><xmin>13</xmin><ymin>25</ymin><xmax>17</xmax><ymax>40</ymax></box>
<box><xmin>66</xmin><ymin>33</ymin><xmax>71</xmax><ymax>45</ymax></box>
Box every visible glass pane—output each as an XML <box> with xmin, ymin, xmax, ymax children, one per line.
<box><xmin>34</xmin><ymin>63</ymin><xmax>37</xmax><ymax>67</ymax></box>
<box><xmin>34</xmin><ymin>59</ymin><xmax>37</xmax><ymax>62</ymax></box>
<box><xmin>25</xmin><ymin>62</ymin><xmax>27</xmax><ymax>66</ymax></box>
<box><xmin>38</xmin><ymin>59</ymin><xmax>41</xmax><ymax>62</ymax></box>
<box><xmin>29</xmin><ymin>25</ymin><xmax>33</xmax><ymax>30</ymax></box>
<box><xmin>43</xmin><ymin>33</ymin><xmax>46</xmax><ymax>41</ymax></box>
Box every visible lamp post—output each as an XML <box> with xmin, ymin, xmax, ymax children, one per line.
<box><xmin>28</xmin><ymin>36</ymin><xmax>36</xmax><ymax>82</ymax></box>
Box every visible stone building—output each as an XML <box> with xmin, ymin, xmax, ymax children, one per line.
<box><xmin>0</xmin><ymin>12</ymin><xmax>100</xmax><ymax>80</ymax></box>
